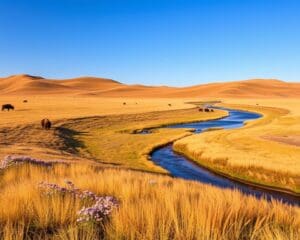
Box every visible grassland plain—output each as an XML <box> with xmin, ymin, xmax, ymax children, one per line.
<box><xmin>0</xmin><ymin>96</ymin><xmax>195</xmax><ymax>126</ymax></box>
<box><xmin>0</xmin><ymin>96</ymin><xmax>195</xmax><ymax>160</ymax></box>
<box><xmin>0</xmin><ymin>163</ymin><xmax>299</xmax><ymax>240</ymax></box>
<box><xmin>0</xmin><ymin>96</ymin><xmax>226</xmax><ymax>171</ymax></box>
<box><xmin>0</xmin><ymin>95</ymin><xmax>300</xmax><ymax>239</ymax></box>
<box><xmin>174</xmin><ymin>99</ymin><xmax>300</xmax><ymax>193</ymax></box>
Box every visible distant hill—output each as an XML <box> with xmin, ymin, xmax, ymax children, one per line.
<box><xmin>0</xmin><ymin>74</ymin><xmax>299</xmax><ymax>98</ymax></box>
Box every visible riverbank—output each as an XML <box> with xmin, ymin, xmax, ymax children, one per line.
<box><xmin>173</xmin><ymin>100</ymin><xmax>300</xmax><ymax>194</ymax></box>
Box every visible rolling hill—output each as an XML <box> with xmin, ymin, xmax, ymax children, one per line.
<box><xmin>0</xmin><ymin>74</ymin><xmax>299</xmax><ymax>98</ymax></box>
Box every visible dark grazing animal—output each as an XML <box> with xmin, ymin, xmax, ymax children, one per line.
<box><xmin>210</xmin><ymin>109</ymin><xmax>214</xmax><ymax>112</ymax></box>
<box><xmin>41</xmin><ymin>118</ymin><xmax>52</xmax><ymax>130</ymax></box>
<box><xmin>123</xmin><ymin>102</ymin><xmax>126</xmax><ymax>105</ymax></box>
<box><xmin>23</xmin><ymin>100</ymin><xmax>28</xmax><ymax>103</ymax></box>
<box><xmin>2</xmin><ymin>104</ymin><xmax>14</xmax><ymax>111</ymax></box>
<box><xmin>198</xmin><ymin>108</ymin><xmax>203</xmax><ymax>112</ymax></box>
<box><xmin>168</xmin><ymin>104</ymin><xmax>172</xmax><ymax>107</ymax></box>
<box><xmin>204</xmin><ymin>108</ymin><xmax>210</xmax><ymax>112</ymax></box>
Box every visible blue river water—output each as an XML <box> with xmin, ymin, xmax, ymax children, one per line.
<box><xmin>150</xmin><ymin>108</ymin><xmax>300</xmax><ymax>206</ymax></box>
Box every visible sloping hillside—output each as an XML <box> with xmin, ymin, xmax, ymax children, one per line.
<box><xmin>0</xmin><ymin>74</ymin><xmax>299</xmax><ymax>98</ymax></box>
<box><xmin>169</xmin><ymin>79</ymin><xmax>300</xmax><ymax>98</ymax></box>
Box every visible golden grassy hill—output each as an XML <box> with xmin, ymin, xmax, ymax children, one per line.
<box><xmin>169</xmin><ymin>79</ymin><xmax>300</xmax><ymax>98</ymax></box>
<box><xmin>0</xmin><ymin>74</ymin><xmax>299</xmax><ymax>98</ymax></box>
<box><xmin>0</xmin><ymin>74</ymin><xmax>121</xmax><ymax>95</ymax></box>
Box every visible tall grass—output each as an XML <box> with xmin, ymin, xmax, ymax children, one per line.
<box><xmin>0</xmin><ymin>163</ymin><xmax>299</xmax><ymax>239</ymax></box>
<box><xmin>173</xmin><ymin>104</ymin><xmax>300</xmax><ymax>193</ymax></box>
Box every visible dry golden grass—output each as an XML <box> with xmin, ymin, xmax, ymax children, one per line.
<box><xmin>0</xmin><ymin>95</ymin><xmax>193</xmax><ymax>161</ymax></box>
<box><xmin>0</xmin><ymin>90</ymin><xmax>299</xmax><ymax>239</ymax></box>
<box><xmin>67</xmin><ymin>107</ymin><xmax>226</xmax><ymax>172</ymax></box>
<box><xmin>1</xmin><ymin>95</ymin><xmax>299</xmax><ymax>182</ymax></box>
<box><xmin>0</xmin><ymin>96</ymin><xmax>194</xmax><ymax>127</ymax></box>
<box><xmin>0</xmin><ymin>163</ymin><xmax>299</xmax><ymax>240</ymax></box>
<box><xmin>174</xmin><ymin>99</ymin><xmax>300</xmax><ymax>192</ymax></box>
<box><xmin>0</xmin><ymin>99</ymin><xmax>227</xmax><ymax>172</ymax></box>
<box><xmin>1</xmin><ymin>95</ymin><xmax>299</xmax><ymax>191</ymax></box>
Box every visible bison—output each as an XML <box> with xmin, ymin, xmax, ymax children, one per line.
<box><xmin>2</xmin><ymin>104</ymin><xmax>14</xmax><ymax>111</ymax></box>
<box><xmin>41</xmin><ymin>118</ymin><xmax>52</xmax><ymax>130</ymax></box>
<box><xmin>198</xmin><ymin>108</ymin><xmax>203</xmax><ymax>112</ymax></box>
<box><xmin>204</xmin><ymin>108</ymin><xmax>210</xmax><ymax>112</ymax></box>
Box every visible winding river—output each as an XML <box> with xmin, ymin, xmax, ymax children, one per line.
<box><xmin>150</xmin><ymin>108</ymin><xmax>300</xmax><ymax>206</ymax></box>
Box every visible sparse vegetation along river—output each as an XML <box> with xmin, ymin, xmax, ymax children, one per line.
<box><xmin>150</xmin><ymin>108</ymin><xmax>300</xmax><ymax>206</ymax></box>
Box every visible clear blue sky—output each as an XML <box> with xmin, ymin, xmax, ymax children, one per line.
<box><xmin>1</xmin><ymin>0</ymin><xmax>300</xmax><ymax>86</ymax></box>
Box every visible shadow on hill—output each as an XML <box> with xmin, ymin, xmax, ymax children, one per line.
<box><xmin>55</xmin><ymin>127</ymin><xmax>87</xmax><ymax>154</ymax></box>
<box><xmin>56</xmin><ymin>126</ymin><xmax>124</xmax><ymax>166</ymax></box>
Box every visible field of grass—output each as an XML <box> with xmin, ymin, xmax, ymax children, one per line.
<box><xmin>0</xmin><ymin>96</ymin><xmax>193</xmax><ymax>160</ymax></box>
<box><xmin>1</xmin><ymin>162</ymin><xmax>299</xmax><ymax>240</ymax></box>
<box><xmin>1</xmin><ymin>95</ymin><xmax>300</xmax><ymax>239</ymax></box>
<box><xmin>0</xmin><ymin>96</ymin><xmax>226</xmax><ymax>171</ymax></box>
<box><xmin>62</xmin><ymin>107</ymin><xmax>226</xmax><ymax>172</ymax></box>
<box><xmin>174</xmin><ymin>99</ymin><xmax>300</xmax><ymax>193</ymax></box>
<box><xmin>0</xmin><ymin>96</ymin><xmax>194</xmax><ymax>127</ymax></box>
